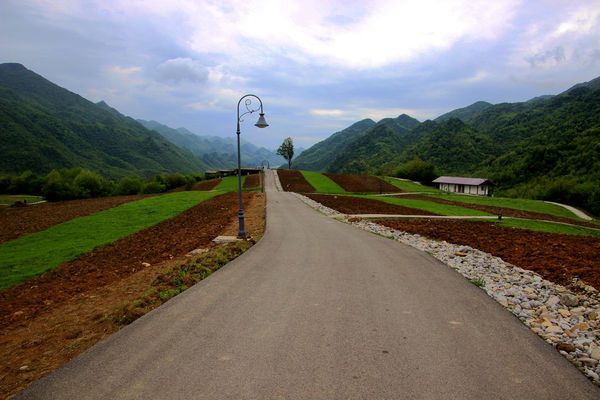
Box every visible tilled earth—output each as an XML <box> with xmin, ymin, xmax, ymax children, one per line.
<box><xmin>402</xmin><ymin>194</ymin><xmax>598</xmax><ymax>229</ymax></box>
<box><xmin>243</xmin><ymin>173</ymin><xmax>260</xmax><ymax>189</ymax></box>
<box><xmin>324</xmin><ymin>173</ymin><xmax>399</xmax><ymax>193</ymax></box>
<box><xmin>192</xmin><ymin>178</ymin><xmax>222</xmax><ymax>190</ymax></box>
<box><xmin>277</xmin><ymin>170</ymin><xmax>315</xmax><ymax>192</ymax></box>
<box><xmin>378</xmin><ymin>219</ymin><xmax>600</xmax><ymax>291</ymax></box>
<box><xmin>0</xmin><ymin>192</ymin><xmax>263</xmax><ymax>398</ymax></box>
<box><xmin>0</xmin><ymin>195</ymin><xmax>148</xmax><ymax>244</ymax></box>
<box><xmin>305</xmin><ymin>194</ymin><xmax>437</xmax><ymax>215</ymax></box>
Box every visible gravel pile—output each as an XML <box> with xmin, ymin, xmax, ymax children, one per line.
<box><xmin>294</xmin><ymin>192</ymin><xmax>600</xmax><ymax>384</ymax></box>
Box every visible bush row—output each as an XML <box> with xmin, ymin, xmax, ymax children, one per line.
<box><xmin>0</xmin><ymin>169</ymin><xmax>206</xmax><ymax>201</ymax></box>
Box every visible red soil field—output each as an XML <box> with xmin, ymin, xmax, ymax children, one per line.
<box><xmin>0</xmin><ymin>195</ymin><xmax>148</xmax><ymax>244</ymax></box>
<box><xmin>378</xmin><ymin>219</ymin><xmax>600</xmax><ymax>291</ymax></box>
<box><xmin>306</xmin><ymin>194</ymin><xmax>437</xmax><ymax>215</ymax></box>
<box><xmin>324</xmin><ymin>173</ymin><xmax>399</xmax><ymax>193</ymax></box>
<box><xmin>243</xmin><ymin>173</ymin><xmax>260</xmax><ymax>189</ymax></box>
<box><xmin>192</xmin><ymin>178</ymin><xmax>222</xmax><ymax>190</ymax></box>
<box><xmin>277</xmin><ymin>170</ymin><xmax>315</xmax><ymax>192</ymax></box>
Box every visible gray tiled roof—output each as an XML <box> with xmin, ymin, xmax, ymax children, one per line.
<box><xmin>432</xmin><ymin>176</ymin><xmax>489</xmax><ymax>185</ymax></box>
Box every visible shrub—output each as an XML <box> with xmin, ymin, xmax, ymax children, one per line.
<box><xmin>73</xmin><ymin>170</ymin><xmax>111</xmax><ymax>198</ymax></box>
<box><xmin>42</xmin><ymin>170</ymin><xmax>77</xmax><ymax>201</ymax></box>
<box><xmin>140</xmin><ymin>181</ymin><xmax>165</xmax><ymax>194</ymax></box>
<box><xmin>161</xmin><ymin>173</ymin><xmax>188</xmax><ymax>191</ymax></box>
<box><xmin>115</xmin><ymin>176</ymin><xmax>143</xmax><ymax>195</ymax></box>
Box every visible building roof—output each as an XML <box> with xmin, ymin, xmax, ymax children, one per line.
<box><xmin>432</xmin><ymin>176</ymin><xmax>489</xmax><ymax>186</ymax></box>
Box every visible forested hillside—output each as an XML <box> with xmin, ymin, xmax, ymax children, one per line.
<box><xmin>0</xmin><ymin>63</ymin><xmax>207</xmax><ymax>178</ymax></box>
<box><xmin>296</xmin><ymin>79</ymin><xmax>600</xmax><ymax>214</ymax></box>
<box><xmin>293</xmin><ymin>118</ymin><xmax>376</xmax><ymax>171</ymax></box>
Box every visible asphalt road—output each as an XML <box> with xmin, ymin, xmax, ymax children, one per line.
<box><xmin>17</xmin><ymin>171</ymin><xmax>599</xmax><ymax>399</ymax></box>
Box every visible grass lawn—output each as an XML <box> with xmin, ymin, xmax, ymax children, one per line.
<box><xmin>0</xmin><ymin>194</ymin><xmax>43</xmax><ymax>205</ymax></box>
<box><xmin>215</xmin><ymin>175</ymin><xmax>245</xmax><ymax>192</ymax></box>
<box><xmin>381</xmin><ymin>177</ymin><xmax>440</xmax><ymax>193</ymax></box>
<box><xmin>301</xmin><ymin>171</ymin><xmax>346</xmax><ymax>193</ymax></box>
<box><xmin>360</xmin><ymin>195</ymin><xmax>492</xmax><ymax>216</ymax></box>
<box><xmin>0</xmin><ymin>191</ymin><xmax>221</xmax><ymax>290</ymax></box>
<box><xmin>426</xmin><ymin>193</ymin><xmax>581</xmax><ymax>219</ymax></box>
<box><xmin>496</xmin><ymin>219</ymin><xmax>600</xmax><ymax>238</ymax></box>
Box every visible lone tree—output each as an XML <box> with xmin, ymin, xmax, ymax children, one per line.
<box><xmin>277</xmin><ymin>137</ymin><xmax>294</xmax><ymax>169</ymax></box>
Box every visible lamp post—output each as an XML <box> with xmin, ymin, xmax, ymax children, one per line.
<box><xmin>236</xmin><ymin>94</ymin><xmax>268</xmax><ymax>238</ymax></box>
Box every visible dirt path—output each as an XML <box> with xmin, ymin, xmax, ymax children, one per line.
<box><xmin>545</xmin><ymin>201</ymin><xmax>593</xmax><ymax>220</ymax></box>
<box><xmin>377</xmin><ymin>219</ymin><xmax>600</xmax><ymax>291</ymax></box>
<box><xmin>305</xmin><ymin>193</ymin><xmax>437</xmax><ymax>215</ymax></box>
<box><xmin>0</xmin><ymin>192</ymin><xmax>265</xmax><ymax>399</ymax></box>
<box><xmin>0</xmin><ymin>195</ymin><xmax>148</xmax><ymax>244</ymax></box>
<box><xmin>402</xmin><ymin>194</ymin><xmax>598</xmax><ymax>229</ymax></box>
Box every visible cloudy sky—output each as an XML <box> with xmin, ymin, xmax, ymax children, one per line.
<box><xmin>1</xmin><ymin>0</ymin><xmax>599</xmax><ymax>149</ymax></box>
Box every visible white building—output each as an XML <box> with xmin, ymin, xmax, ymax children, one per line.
<box><xmin>432</xmin><ymin>176</ymin><xmax>491</xmax><ymax>196</ymax></box>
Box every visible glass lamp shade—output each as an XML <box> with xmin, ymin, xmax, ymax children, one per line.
<box><xmin>254</xmin><ymin>113</ymin><xmax>269</xmax><ymax>128</ymax></box>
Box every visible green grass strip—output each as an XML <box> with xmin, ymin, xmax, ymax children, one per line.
<box><xmin>359</xmin><ymin>195</ymin><xmax>492</xmax><ymax>216</ymax></box>
<box><xmin>301</xmin><ymin>171</ymin><xmax>346</xmax><ymax>193</ymax></box>
<box><xmin>215</xmin><ymin>175</ymin><xmax>245</xmax><ymax>192</ymax></box>
<box><xmin>381</xmin><ymin>177</ymin><xmax>440</xmax><ymax>193</ymax></box>
<box><xmin>497</xmin><ymin>219</ymin><xmax>600</xmax><ymax>238</ymax></box>
<box><xmin>426</xmin><ymin>193</ymin><xmax>579</xmax><ymax>219</ymax></box>
<box><xmin>0</xmin><ymin>194</ymin><xmax>43</xmax><ymax>205</ymax></box>
<box><xmin>0</xmin><ymin>191</ymin><xmax>221</xmax><ymax>290</ymax></box>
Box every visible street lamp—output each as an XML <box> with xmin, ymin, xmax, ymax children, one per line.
<box><xmin>236</xmin><ymin>94</ymin><xmax>268</xmax><ymax>238</ymax></box>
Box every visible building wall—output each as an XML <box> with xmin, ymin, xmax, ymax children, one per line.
<box><xmin>438</xmin><ymin>183</ymin><xmax>488</xmax><ymax>196</ymax></box>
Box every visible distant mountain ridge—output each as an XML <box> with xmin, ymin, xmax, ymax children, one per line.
<box><xmin>0</xmin><ymin>63</ymin><xmax>207</xmax><ymax>177</ymax></box>
<box><xmin>137</xmin><ymin>119</ymin><xmax>285</xmax><ymax>169</ymax></box>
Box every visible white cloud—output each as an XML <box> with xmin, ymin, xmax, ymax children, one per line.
<box><xmin>511</xmin><ymin>2</ymin><xmax>600</xmax><ymax>71</ymax></box>
<box><xmin>67</xmin><ymin>0</ymin><xmax>519</xmax><ymax>70</ymax></box>
<box><xmin>156</xmin><ymin>57</ymin><xmax>208</xmax><ymax>83</ymax></box>
<box><xmin>108</xmin><ymin>65</ymin><xmax>142</xmax><ymax>75</ymax></box>
<box><xmin>309</xmin><ymin>107</ymin><xmax>431</xmax><ymax>122</ymax></box>
<box><xmin>309</xmin><ymin>109</ymin><xmax>347</xmax><ymax>117</ymax></box>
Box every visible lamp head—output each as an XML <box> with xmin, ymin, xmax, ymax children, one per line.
<box><xmin>254</xmin><ymin>113</ymin><xmax>269</xmax><ymax>128</ymax></box>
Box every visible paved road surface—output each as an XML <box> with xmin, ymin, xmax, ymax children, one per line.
<box><xmin>17</xmin><ymin>171</ymin><xmax>598</xmax><ymax>399</ymax></box>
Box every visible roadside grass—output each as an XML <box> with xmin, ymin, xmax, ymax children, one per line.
<box><xmin>215</xmin><ymin>175</ymin><xmax>243</xmax><ymax>192</ymax></box>
<box><xmin>360</xmin><ymin>195</ymin><xmax>492</xmax><ymax>216</ymax></box>
<box><xmin>301</xmin><ymin>171</ymin><xmax>346</xmax><ymax>193</ymax></box>
<box><xmin>114</xmin><ymin>241</ymin><xmax>251</xmax><ymax>325</ymax></box>
<box><xmin>471</xmin><ymin>277</ymin><xmax>486</xmax><ymax>287</ymax></box>
<box><xmin>381</xmin><ymin>177</ymin><xmax>440</xmax><ymax>193</ymax></box>
<box><xmin>214</xmin><ymin>175</ymin><xmax>251</xmax><ymax>192</ymax></box>
<box><xmin>0</xmin><ymin>191</ymin><xmax>221</xmax><ymax>290</ymax></box>
<box><xmin>426</xmin><ymin>193</ymin><xmax>580</xmax><ymax>219</ymax></box>
<box><xmin>496</xmin><ymin>218</ymin><xmax>600</xmax><ymax>238</ymax></box>
<box><xmin>0</xmin><ymin>194</ymin><xmax>43</xmax><ymax>205</ymax></box>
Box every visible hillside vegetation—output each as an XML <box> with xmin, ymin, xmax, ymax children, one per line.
<box><xmin>293</xmin><ymin>78</ymin><xmax>600</xmax><ymax>215</ymax></box>
<box><xmin>0</xmin><ymin>63</ymin><xmax>208</xmax><ymax>178</ymax></box>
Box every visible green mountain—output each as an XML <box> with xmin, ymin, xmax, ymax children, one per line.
<box><xmin>0</xmin><ymin>63</ymin><xmax>207</xmax><ymax>178</ymax></box>
<box><xmin>401</xmin><ymin>118</ymin><xmax>497</xmax><ymax>174</ymax></box>
<box><xmin>435</xmin><ymin>101</ymin><xmax>493</xmax><ymax>123</ymax></box>
<box><xmin>326</xmin><ymin>115</ymin><xmax>421</xmax><ymax>174</ymax></box>
<box><xmin>292</xmin><ymin>118</ymin><xmax>376</xmax><ymax>171</ymax></box>
<box><xmin>298</xmin><ymin>78</ymin><xmax>600</xmax><ymax>214</ymax></box>
<box><xmin>137</xmin><ymin>119</ymin><xmax>284</xmax><ymax>169</ymax></box>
